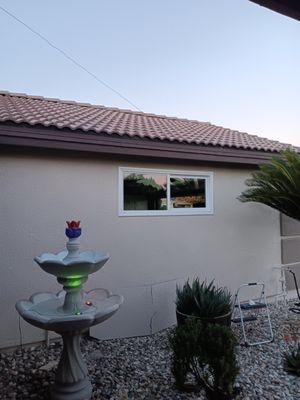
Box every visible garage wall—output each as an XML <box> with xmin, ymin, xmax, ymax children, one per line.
<box><xmin>0</xmin><ymin>152</ymin><xmax>281</xmax><ymax>348</ymax></box>
<box><xmin>281</xmin><ymin>214</ymin><xmax>300</xmax><ymax>290</ymax></box>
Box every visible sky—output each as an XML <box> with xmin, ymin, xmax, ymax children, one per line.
<box><xmin>0</xmin><ymin>0</ymin><xmax>299</xmax><ymax>145</ymax></box>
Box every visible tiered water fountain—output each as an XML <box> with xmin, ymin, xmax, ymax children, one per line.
<box><xmin>16</xmin><ymin>221</ymin><xmax>123</xmax><ymax>400</ymax></box>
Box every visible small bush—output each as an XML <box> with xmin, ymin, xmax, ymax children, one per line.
<box><xmin>176</xmin><ymin>278</ymin><xmax>232</xmax><ymax>319</ymax></box>
<box><xmin>169</xmin><ymin>318</ymin><xmax>239</xmax><ymax>399</ymax></box>
<box><xmin>284</xmin><ymin>344</ymin><xmax>300</xmax><ymax>376</ymax></box>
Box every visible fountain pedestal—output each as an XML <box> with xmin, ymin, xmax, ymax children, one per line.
<box><xmin>52</xmin><ymin>331</ymin><xmax>91</xmax><ymax>400</ymax></box>
<box><xmin>15</xmin><ymin>222</ymin><xmax>123</xmax><ymax>400</ymax></box>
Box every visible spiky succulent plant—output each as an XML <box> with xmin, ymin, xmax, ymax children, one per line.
<box><xmin>284</xmin><ymin>344</ymin><xmax>300</xmax><ymax>376</ymax></box>
<box><xmin>176</xmin><ymin>278</ymin><xmax>232</xmax><ymax>319</ymax></box>
<box><xmin>239</xmin><ymin>149</ymin><xmax>300</xmax><ymax>221</ymax></box>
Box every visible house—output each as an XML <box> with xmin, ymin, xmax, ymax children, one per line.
<box><xmin>250</xmin><ymin>0</ymin><xmax>300</xmax><ymax>21</ymax></box>
<box><xmin>0</xmin><ymin>90</ymin><xmax>298</xmax><ymax>349</ymax></box>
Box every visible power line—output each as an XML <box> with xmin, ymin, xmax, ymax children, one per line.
<box><xmin>0</xmin><ymin>5</ymin><xmax>142</xmax><ymax>111</ymax></box>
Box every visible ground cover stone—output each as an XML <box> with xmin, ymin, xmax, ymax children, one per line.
<box><xmin>0</xmin><ymin>301</ymin><xmax>299</xmax><ymax>399</ymax></box>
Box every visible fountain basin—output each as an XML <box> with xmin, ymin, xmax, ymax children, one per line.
<box><xmin>16</xmin><ymin>288</ymin><xmax>123</xmax><ymax>333</ymax></box>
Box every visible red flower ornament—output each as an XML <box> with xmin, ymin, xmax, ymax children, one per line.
<box><xmin>66</xmin><ymin>221</ymin><xmax>81</xmax><ymax>229</ymax></box>
<box><xmin>66</xmin><ymin>221</ymin><xmax>81</xmax><ymax>238</ymax></box>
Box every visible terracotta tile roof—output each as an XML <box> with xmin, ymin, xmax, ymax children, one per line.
<box><xmin>0</xmin><ymin>90</ymin><xmax>295</xmax><ymax>153</ymax></box>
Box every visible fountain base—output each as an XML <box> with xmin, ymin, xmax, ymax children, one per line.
<box><xmin>51</xmin><ymin>332</ymin><xmax>92</xmax><ymax>400</ymax></box>
<box><xmin>51</xmin><ymin>379</ymin><xmax>92</xmax><ymax>400</ymax></box>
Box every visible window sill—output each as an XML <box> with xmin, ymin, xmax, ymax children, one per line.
<box><xmin>119</xmin><ymin>209</ymin><xmax>214</xmax><ymax>217</ymax></box>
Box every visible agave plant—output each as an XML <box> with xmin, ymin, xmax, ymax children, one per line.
<box><xmin>284</xmin><ymin>344</ymin><xmax>300</xmax><ymax>376</ymax></box>
<box><xmin>239</xmin><ymin>149</ymin><xmax>300</xmax><ymax>221</ymax></box>
<box><xmin>176</xmin><ymin>278</ymin><xmax>232</xmax><ymax>319</ymax></box>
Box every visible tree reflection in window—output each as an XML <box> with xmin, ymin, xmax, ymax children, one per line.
<box><xmin>170</xmin><ymin>176</ymin><xmax>206</xmax><ymax>208</ymax></box>
<box><xmin>124</xmin><ymin>173</ymin><xmax>167</xmax><ymax>210</ymax></box>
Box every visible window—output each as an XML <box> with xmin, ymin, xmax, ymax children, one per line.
<box><xmin>119</xmin><ymin>167</ymin><xmax>213</xmax><ymax>216</ymax></box>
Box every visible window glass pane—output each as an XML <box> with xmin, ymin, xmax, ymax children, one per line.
<box><xmin>124</xmin><ymin>172</ymin><xmax>167</xmax><ymax>210</ymax></box>
<box><xmin>170</xmin><ymin>176</ymin><xmax>206</xmax><ymax>208</ymax></box>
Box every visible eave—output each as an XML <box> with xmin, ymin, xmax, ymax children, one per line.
<box><xmin>0</xmin><ymin>123</ymin><xmax>278</xmax><ymax>166</ymax></box>
<box><xmin>250</xmin><ymin>0</ymin><xmax>300</xmax><ymax>21</ymax></box>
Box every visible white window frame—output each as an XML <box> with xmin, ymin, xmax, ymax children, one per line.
<box><xmin>118</xmin><ymin>167</ymin><xmax>214</xmax><ymax>217</ymax></box>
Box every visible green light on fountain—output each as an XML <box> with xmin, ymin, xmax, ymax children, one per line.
<box><xmin>65</xmin><ymin>275</ymin><xmax>84</xmax><ymax>288</ymax></box>
<box><xmin>68</xmin><ymin>279</ymin><xmax>83</xmax><ymax>287</ymax></box>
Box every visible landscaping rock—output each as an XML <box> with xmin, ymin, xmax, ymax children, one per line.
<box><xmin>0</xmin><ymin>301</ymin><xmax>299</xmax><ymax>399</ymax></box>
<box><xmin>38</xmin><ymin>361</ymin><xmax>57</xmax><ymax>372</ymax></box>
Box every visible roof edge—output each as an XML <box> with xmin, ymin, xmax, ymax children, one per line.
<box><xmin>250</xmin><ymin>0</ymin><xmax>300</xmax><ymax>21</ymax></box>
<box><xmin>0</xmin><ymin>123</ymin><xmax>279</xmax><ymax>166</ymax></box>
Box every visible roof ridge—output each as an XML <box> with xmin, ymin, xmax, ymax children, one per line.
<box><xmin>0</xmin><ymin>90</ymin><xmax>211</xmax><ymax>125</ymax></box>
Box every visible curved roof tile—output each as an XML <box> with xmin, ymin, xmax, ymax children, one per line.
<box><xmin>0</xmin><ymin>90</ymin><xmax>295</xmax><ymax>153</ymax></box>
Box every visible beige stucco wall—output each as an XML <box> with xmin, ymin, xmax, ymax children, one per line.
<box><xmin>0</xmin><ymin>151</ymin><xmax>281</xmax><ymax>348</ymax></box>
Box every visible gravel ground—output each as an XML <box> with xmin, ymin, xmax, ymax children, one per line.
<box><xmin>1</xmin><ymin>301</ymin><xmax>300</xmax><ymax>400</ymax></box>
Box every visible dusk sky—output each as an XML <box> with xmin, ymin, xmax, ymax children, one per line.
<box><xmin>1</xmin><ymin>1</ymin><xmax>299</xmax><ymax>145</ymax></box>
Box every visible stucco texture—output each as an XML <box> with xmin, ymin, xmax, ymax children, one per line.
<box><xmin>0</xmin><ymin>152</ymin><xmax>281</xmax><ymax>348</ymax></box>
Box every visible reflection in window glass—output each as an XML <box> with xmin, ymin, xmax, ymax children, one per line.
<box><xmin>124</xmin><ymin>173</ymin><xmax>167</xmax><ymax>210</ymax></box>
<box><xmin>170</xmin><ymin>176</ymin><xmax>206</xmax><ymax>208</ymax></box>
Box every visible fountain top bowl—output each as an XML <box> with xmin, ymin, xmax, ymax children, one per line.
<box><xmin>34</xmin><ymin>221</ymin><xmax>109</xmax><ymax>278</ymax></box>
<box><xmin>34</xmin><ymin>250</ymin><xmax>110</xmax><ymax>278</ymax></box>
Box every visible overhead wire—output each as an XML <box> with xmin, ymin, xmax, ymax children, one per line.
<box><xmin>0</xmin><ymin>4</ymin><xmax>142</xmax><ymax>111</ymax></box>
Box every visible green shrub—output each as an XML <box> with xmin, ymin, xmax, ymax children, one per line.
<box><xmin>169</xmin><ymin>318</ymin><xmax>239</xmax><ymax>399</ymax></box>
<box><xmin>284</xmin><ymin>344</ymin><xmax>300</xmax><ymax>376</ymax></box>
<box><xmin>176</xmin><ymin>278</ymin><xmax>232</xmax><ymax>319</ymax></box>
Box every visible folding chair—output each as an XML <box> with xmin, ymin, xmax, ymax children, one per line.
<box><xmin>232</xmin><ymin>282</ymin><xmax>274</xmax><ymax>346</ymax></box>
